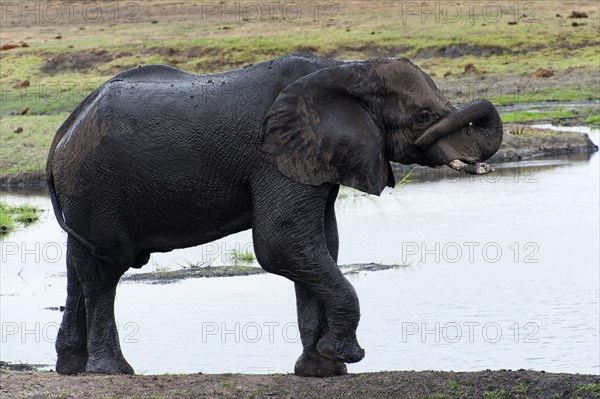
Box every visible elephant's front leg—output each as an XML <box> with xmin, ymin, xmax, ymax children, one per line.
<box><xmin>293</xmin><ymin>186</ymin><xmax>347</xmax><ymax>377</ymax></box>
<box><xmin>252</xmin><ymin>181</ymin><xmax>364</xmax><ymax>375</ymax></box>
<box><xmin>293</xmin><ymin>283</ymin><xmax>348</xmax><ymax>377</ymax></box>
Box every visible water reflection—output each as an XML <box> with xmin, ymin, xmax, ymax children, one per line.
<box><xmin>1</xmin><ymin>137</ymin><xmax>598</xmax><ymax>375</ymax></box>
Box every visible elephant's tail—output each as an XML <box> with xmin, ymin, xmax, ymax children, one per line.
<box><xmin>47</xmin><ymin>173</ymin><xmax>113</xmax><ymax>264</ymax></box>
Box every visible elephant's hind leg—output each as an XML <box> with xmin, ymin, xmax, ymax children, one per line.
<box><xmin>57</xmin><ymin>236</ymin><xmax>134</xmax><ymax>374</ymax></box>
<box><xmin>55</xmin><ymin>237</ymin><xmax>88</xmax><ymax>374</ymax></box>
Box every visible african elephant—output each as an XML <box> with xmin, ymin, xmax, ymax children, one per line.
<box><xmin>46</xmin><ymin>53</ymin><xmax>502</xmax><ymax>377</ymax></box>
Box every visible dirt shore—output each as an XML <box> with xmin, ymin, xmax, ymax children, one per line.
<box><xmin>1</xmin><ymin>369</ymin><xmax>598</xmax><ymax>399</ymax></box>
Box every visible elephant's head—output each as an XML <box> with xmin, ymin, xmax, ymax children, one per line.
<box><xmin>262</xmin><ymin>58</ymin><xmax>503</xmax><ymax>195</ymax></box>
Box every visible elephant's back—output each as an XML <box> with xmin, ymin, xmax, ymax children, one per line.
<box><xmin>51</xmin><ymin>66</ymin><xmax>263</xmax><ymax>195</ymax></box>
<box><xmin>49</xmin><ymin>67</ymin><xmax>259</xmax><ymax>247</ymax></box>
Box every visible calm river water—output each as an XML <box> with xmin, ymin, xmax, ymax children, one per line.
<box><xmin>1</xmin><ymin>127</ymin><xmax>598</xmax><ymax>375</ymax></box>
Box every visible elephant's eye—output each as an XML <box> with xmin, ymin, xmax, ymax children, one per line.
<box><xmin>415</xmin><ymin>110</ymin><xmax>431</xmax><ymax>124</ymax></box>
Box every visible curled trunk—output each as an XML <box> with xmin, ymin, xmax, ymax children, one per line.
<box><xmin>416</xmin><ymin>99</ymin><xmax>503</xmax><ymax>165</ymax></box>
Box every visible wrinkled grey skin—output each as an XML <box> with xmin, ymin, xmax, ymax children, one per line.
<box><xmin>47</xmin><ymin>53</ymin><xmax>502</xmax><ymax>377</ymax></box>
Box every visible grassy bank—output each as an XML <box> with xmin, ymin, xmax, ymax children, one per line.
<box><xmin>1</xmin><ymin>0</ymin><xmax>598</xmax><ymax>177</ymax></box>
<box><xmin>0</xmin><ymin>202</ymin><xmax>42</xmax><ymax>235</ymax></box>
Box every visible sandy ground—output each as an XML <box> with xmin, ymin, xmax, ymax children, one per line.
<box><xmin>1</xmin><ymin>369</ymin><xmax>599</xmax><ymax>399</ymax></box>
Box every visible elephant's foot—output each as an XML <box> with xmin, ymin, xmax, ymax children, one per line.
<box><xmin>86</xmin><ymin>354</ymin><xmax>134</xmax><ymax>375</ymax></box>
<box><xmin>56</xmin><ymin>351</ymin><xmax>88</xmax><ymax>375</ymax></box>
<box><xmin>316</xmin><ymin>332</ymin><xmax>365</xmax><ymax>364</ymax></box>
<box><xmin>55</xmin><ymin>327</ymin><xmax>88</xmax><ymax>375</ymax></box>
<box><xmin>294</xmin><ymin>350</ymin><xmax>347</xmax><ymax>377</ymax></box>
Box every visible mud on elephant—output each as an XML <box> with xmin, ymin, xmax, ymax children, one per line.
<box><xmin>46</xmin><ymin>53</ymin><xmax>502</xmax><ymax>377</ymax></box>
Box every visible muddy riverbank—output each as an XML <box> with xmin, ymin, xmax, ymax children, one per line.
<box><xmin>1</xmin><ymin>125</ymin><xmax>597</xmax><ymax>189</ymax></box>
<box><xmin>122</xmin><ymin>263</ymin><xmax>401</xmax><ymax>283</ymax></box>
<box><xmin>489</xmin><ymin>124</ymin><xmax>598</xmax><ymax>162</ymax></box>
<box><xmin>1</xmin><ymin>368</ymin><xmax>598</xmax><ymax>399</ymax></box>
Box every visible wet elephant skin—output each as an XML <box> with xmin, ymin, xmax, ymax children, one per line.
<box><xmin>46</xmin><ymin>53</ymin><xmax>502</xmax><ymax>377</ymax></box>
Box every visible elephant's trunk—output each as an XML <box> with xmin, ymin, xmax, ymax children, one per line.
<box><xmin>415</xmin><ymin>99</ymin><xmax>502</xmax><ymax>151</ymax></box>
<box><xmin>415</xmin><ymin>99</ymin><xmax>503</xmax><ymax>169</ymax></box>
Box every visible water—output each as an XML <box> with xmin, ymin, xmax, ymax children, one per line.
<box><xmin>1</xmin><ymin>128</ymin><xmax>598</xmax><ymax>375</ymax></box>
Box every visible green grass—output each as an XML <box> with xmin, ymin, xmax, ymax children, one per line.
<box><xmin>180</xmin><ymin>259</ymin><xmax>215</xmax><ymax>269</ymax></box>
<box><xmin>577</xmin><ymin>383</ymin><xmax>600</xmax><ymax>398</ymax></box>
<box><xmin>0</xmin><ymin>2</ymin><xmax>597</xmax><ymax>116</ymax></box>
<box><xmin>483</xmin><ymin>388</ymin><xmax>509</xmax><ymax>399</ymax></box>
<box><xmin>0</xmin><ymin>202</ymin><xmax>42</xmax><ymax>236</ymax></box>
<box><xmin>501</xmin><ymin>110</ymin><xmax>577</xmax><ymax>123</ymax></box>
<box><xmin>0</xmin><ymin>113</ymin><xmax>68</xmax><ymax>173</ymax></box>
<box><xmin>585</xmin><ymin>115</ymin><xmax>600</xmax><ymax>125</ymax></box>
<box><xmin>395</xmin><ymin>169</ymin><xmax>416</xmax><ymax>187</ymax></box>
<box><xmin>230</xmin><ymin>248</ymin><xmax>255</xmax><ymax>264</ymax></box>
<box><xmin>515</xmin><ymin>381</ymin><xmax>529</xmax><ymax>394</ymax></box>
<box><xmin>493</xmin><ymin>85</ymin><xmax>600</xmax><ymax>105</ymax></box>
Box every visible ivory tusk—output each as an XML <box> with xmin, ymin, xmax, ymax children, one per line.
<box><xmin>447</xmin><ymin>159</ymin><xmax>495</xmax><ymax>175</ymax></box>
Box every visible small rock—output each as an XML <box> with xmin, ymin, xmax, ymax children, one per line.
<box><xmin>529</xmin><ymin>67</ymin><xmax>554</xmax><ymax>78</ymax></box>
<box><xmin>151</xmin><ymin>20</ymin><xmax>158</xmax><ymax>24</ymax></box>
<box><xmin>568</xmin><ymin>11</ymin><xmax>588</xmax><ymax>18</ymax></box>
<box><xmin>572</xmin><ymin>21</ymin><xmax>586</xmax><ymax>27</ymax></box>
<box><xmin>44</xmin><ymin>306</ymin><xmax>66</xmax><ymax>311</ymax></box>
<box><xmin>13</xmin><ymin>80</ymin><xmax>30</xmax><ymax>89</ymax></box>
<box><xmin>0</xmin><ymin>43</ymin><xmax>19</xmax><ymax>51</ymax></box>
<box><xmin>464</xmin><ymin>63</ymin><xmax>483</xmax><ymax>75</ymax></box>
<box><xmin>14</xmin><ymin>127</ymin><xmax>23</xmax><ymax>133</ymax></box>
<box><xmin>556</xmin><ymin>14</ymin><xmax>562</xmax><ymax>17</ymax></box>
<box><xmin>508</xmin><ymin>21</ymin><xmax>518</xmax><ymax>25</ymax></box>
<box><xmin>55</xmin><ymin>35</ymin><xmax>62</xmax><ymax>39</ymax></box>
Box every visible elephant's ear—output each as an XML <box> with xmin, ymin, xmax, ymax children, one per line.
<box><xmin>261</xmin><ymin>64</ymin><xmax>394</xmax><ymax>196</ymax></box>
